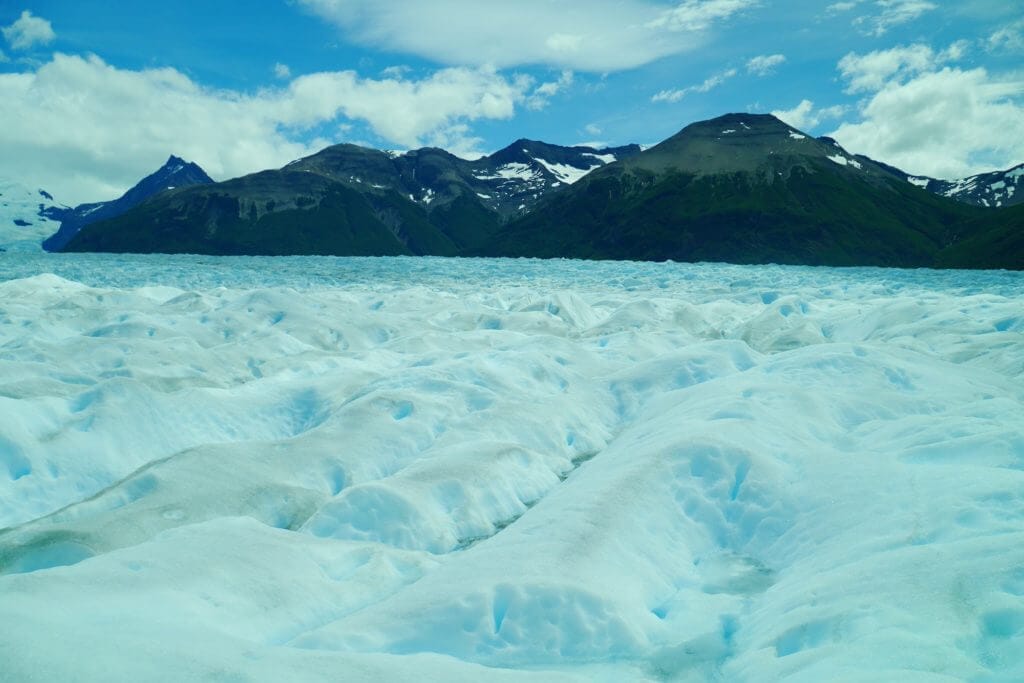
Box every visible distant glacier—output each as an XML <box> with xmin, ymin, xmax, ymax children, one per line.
<box><xmin>1</xmin><ymin>253</ymin><xmax>1022</xmax><ymax>681</ymax></box>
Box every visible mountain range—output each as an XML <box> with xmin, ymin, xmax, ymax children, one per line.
<box><xmin>10</xmin><ymin>114</ymin><xmax>1023</xmax><ymax>269</ymax></box>
<box><xmin>59</xmin><ymin>141</ymin><xmax>639</xmax><ymax>257</ymax></box>
<box><xmin>479</xmin><ymin>114</ymin><xmax>1013</xmax><ymax>268</ymax></box>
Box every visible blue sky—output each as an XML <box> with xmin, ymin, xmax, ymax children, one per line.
<box><xmin>1</xmin><ymin>1</ymin><xmax>1022</xmax><ymax>204</ymax></box>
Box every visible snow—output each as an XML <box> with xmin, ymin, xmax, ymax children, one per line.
<box><xmin>991</xmin><ymin>181</ymin><xmax>1007</xmax><ymax>191</ymax></box>
<box><xmin>0</xmin><ymin>254</ymin><xmax>1023</xmax><ymax>682</ymax></box>
<box><xmin>827</xmin><ymin>154</ymin><xmax>862</xmax><ymax>169</ymax></box>
<box><xmin>908</xmin><ymin>177</ymin><xmax>930</xmax><ymax>188</ymax></box>
<box><xmin>476</xmin><ymin>193</ymin><xmax>491</xmax><ymax>199</ymax></box>
<box><xmin>582</xmin><ymin>153</ymin><xmax>616</xmax><ymax>164</ymax></box>
<box><xmin>944</xmin><ymin>177</ymin><xmax>980</xmax><ymax>198</ymax></box>
<box><xmin>788</xmin><ymin>132</ymin><xmax>806</xmax><ymax>140</ymax></box>
<box><xmin>532</xmin><ymin>157</ymin><xmax>601</xmax><ymax>185</ymax></box>
<box><xmin>474</xmin><ymin>163</ymin><xmax>537</xmax><ymax>182</ymax></box>
<box><xmin>722</xmin><ymin>129</ymin><xmax>737</xmax><ymax>135</ymax></box>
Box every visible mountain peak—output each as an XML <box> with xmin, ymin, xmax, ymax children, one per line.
<box><xmin>616</xmin><ymin>111</ymin><xmax>876</xmax><ymax>181</ymax></box>
<box><xmin>165</xmin><ymin>154</ymin><xmax>185</xmax><ymax>165</ymax></box>
<box><xmin>42</xmin><ymin>156</ymin><xmax>215</xmax><ymax>251</ymax></box>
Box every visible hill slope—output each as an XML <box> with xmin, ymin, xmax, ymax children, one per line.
<box><xmin>481</xmin><ymin>114</ymin><xmax>988</xmax><ymax>267</ymax></box>
<box><xmin>936</xmin><ymin>203</ymin><xmax>1024</xmax><ymax>270</ymax></box>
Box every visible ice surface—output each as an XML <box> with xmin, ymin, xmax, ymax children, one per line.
<box><xmin>0</xmin><ymin>180</ymin><xmax>64</xmax><ymax>252</ymax></box>
<box><xmin>0</xmin><ymin>253</ymin><xmax>1022</xmax><ymax>682</ymax></box>
<box><xmin>909</xmin><ymin>176</ymin><xmax>930</xmax><ymax>188</ymax></box>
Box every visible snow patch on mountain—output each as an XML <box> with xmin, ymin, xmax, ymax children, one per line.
<box><xmin>532</xmin><ymin>158</ymin><xmax>602</xmax><ymax>185</ymax></box>
<box><xmin>474</xmin><ymin>163</ymin><xmax>538</xmax><ymax>182</ymax></box>
<box><xmin>827</xmin><ymin>154</ymin><xmax>862</xmax><ymax>169</ymax></box>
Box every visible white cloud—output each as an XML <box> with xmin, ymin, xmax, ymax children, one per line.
<box><xmin>646</xmin><ymin>0</ymin><xmax>756</xmax><ymax>32</ymax></box>
<box><xmin>854</xmin><ymin>0</ymin><xmax>936</xmax><ymax>37</ymax></box>
<box><xmin>827</xmin><ymin>1</ymin><xmax>861</xmax><ymax>11</ymax></box>
<box><xmin>747</xmin><ymin>53</ymin><xmax>785</xmax><ymax>76</ymax></box>
<box><xmin>0</xmin><ymin>53</ymin><xmax>534</xmax><ymax>204</ymax></box>
<box><xmin>831</xmin><ymin>67</ymin><xmax>1024</xmax><ymax>179</ymax></box>
<box><xmin>652</xmin><ymin>67</ymin><xmax>736</xmax><ymax>103</ymax></box>
<box><xmin>2</xmin><ymin>10</ymin><xmax>56</xmax><ymax>51</ymax></box>
<box><xmin>838</xmin><ymin>44</ymin><xmax>936</xmax><ymax>93</ymax></box>
<box><xmin>988</xmin><ymin>20</ymin><xmax>1024</xmax><ymax>54</ymax></box>
<box><xmin>273</xmin><ymin>63</ymin><xmax>291</xmax><ymax>79</ymax></box>
<box><xmin>837</xmin><ymin>42</ymin><xmax>966</xmax><ymax>94</ymax></box>
<box><xmin>298</xmin><ymin>0</ymin><xmax>756</xmax><ymax>72</ymax></box>
<box><xmin>771</xmin><ymin>99</ymin><xmax>847</xmax><ymax>131</ymax></box>
<box><xmin>527</xmin><ymin>70</ymin><xmax>574</xmax><ymax>110</ymax></box>
<box><xmin>0</xmin><ymin>48</ymin><xmax>8</xmax><ymax>63</ymax></box>
<box><xmin>584</xmin><ymin>123</ymin><xmax>603</xmax><ymax>137</ymax></box>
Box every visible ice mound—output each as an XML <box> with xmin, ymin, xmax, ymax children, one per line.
<box><xmin>0</xmin><ymin>253</ymin><xmax>1022</xmax><ymax>681</ymax></box>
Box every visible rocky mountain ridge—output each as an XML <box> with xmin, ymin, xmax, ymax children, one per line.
<box><xmin>61</xmin><ymin>140</ymin><xmax>640</xmax><ymax>256</ymax></box>
<box><xmin>13</xmin><ymin>113</ymin><xmax>1021</xmax><ymax>269</ymax></box>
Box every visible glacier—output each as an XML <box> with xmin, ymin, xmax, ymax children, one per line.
<box><xmin>0</xmin><ymin>253</ymin><xmax>1022</xmax><ymax>682</ymax></box>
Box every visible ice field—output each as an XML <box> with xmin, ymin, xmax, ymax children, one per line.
<box><xmin>1</xmin><ymin>253</ymin><xmax>1023</xmax><ymax>681</ymax></box>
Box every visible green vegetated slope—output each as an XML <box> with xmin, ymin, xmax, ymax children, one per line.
<box><xmin>482</xmin><ymin>114</ymin><xmax>987</xmax><ymax>268</ymax></box>
<box><xmin>936</xmin><ymin>203</ymin><xmax>1024</xmax><ymax>270</ymax></box>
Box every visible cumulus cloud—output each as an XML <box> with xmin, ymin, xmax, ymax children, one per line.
<box><xmin>771</xmin><ymin>99</ymin><xmax>847</xmax><ymax>131</ymax></box>
<box><xmin>2</xmin><ymin>10</ymin><xmax>56</xmax><ymax>50</ymax></box>
<box><xmin>652</xmin><ymin>67</ymin><xmax>736</xmax><ymax>103</ymax></box>
<box><xmin>0</xmin><ymin>54</ymin><xmax>533</xmax><ymax>203</ymax></box>
<box><xmin>298</xmin><ymin>0</ymin><xmax>756</xmax><ymax>72</ymax></box>
<box><xmin>838</xmin><ymin>44</ymin><xmax>935</xmax><ymax>93</ymax></box>
<box><xmin>830</xmin><ymin>54</ymin><xmax>1024</xmax><ymax>178</ymax></box>
<box><xmin>837</xmin><ymin>42</ymin><xmax>968</xmax><ymax>93</ymax></box>
<box><xmin>747</xmin><ymin>53</ymin><xmax>785</xmax><ymax>76</ymax></box>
